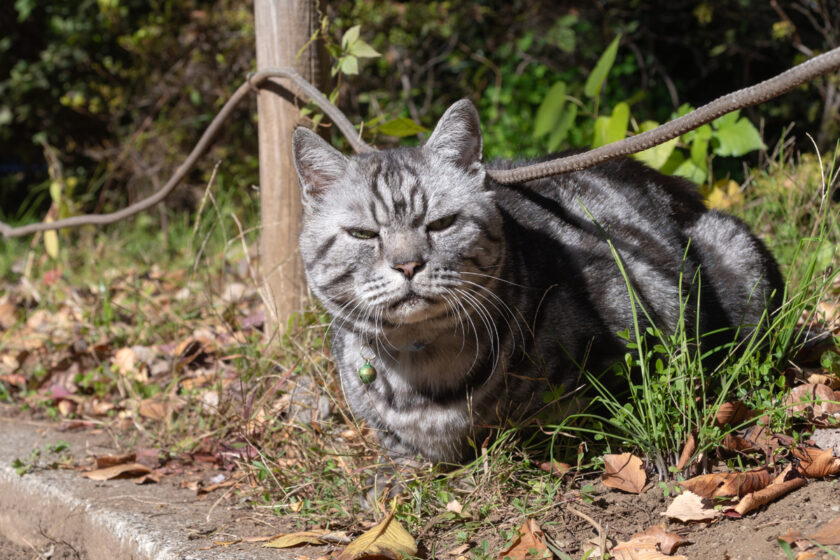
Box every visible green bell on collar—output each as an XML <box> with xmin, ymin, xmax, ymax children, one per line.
<box><xmin>358</xmin><ymin>361</ymin><xmax>377</xmax><ymax>384</ymax></box>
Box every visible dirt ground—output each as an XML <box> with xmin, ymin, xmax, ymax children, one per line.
<box><xmin>2</xmin><ymin>407</ymin><xmax>839</xmax><ymax>559</ymax></box>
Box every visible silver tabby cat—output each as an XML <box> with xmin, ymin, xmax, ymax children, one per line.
<box><xmin>291</xmin><ymin>100</ymin><xmax>782</xmax><ymax>463</ymax></box>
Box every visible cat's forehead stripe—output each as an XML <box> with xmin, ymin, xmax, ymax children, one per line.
<box><xmin>363</xmin><ymin>152</ymin><xmax>429</xmax><ymax>223</ymax></box>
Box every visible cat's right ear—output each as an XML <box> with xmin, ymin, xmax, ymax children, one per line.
<box><xmin>292</xmin><ymin>127</ymin><xmax>348</xmax><ymax>204</ymax></box>
<box><xmin>424</xmin><ymin>99</ymin><xmax>483</xmax><ymax>173</ymax></box>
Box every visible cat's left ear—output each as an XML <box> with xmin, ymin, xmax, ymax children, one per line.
<box><xmin>292</xmin><ymin>127</ymin><xmax>349</xmax><ymax>204</ymax></box>
<box><xmin>424</xmin><ymin>99</ymin><xmax>483</xmax><ymax>172</ymax></box>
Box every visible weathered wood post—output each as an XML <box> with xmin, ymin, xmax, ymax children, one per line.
<box><xmin>254</xmin><ymin>0</ymin><xmax>328</xmax><ymax>336</ymax></box>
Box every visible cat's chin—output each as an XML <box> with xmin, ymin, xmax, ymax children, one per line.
<box><xmin>386</xmin><ymin>293</ymin><xmax>444</xmax><ymax>324</ymax></box>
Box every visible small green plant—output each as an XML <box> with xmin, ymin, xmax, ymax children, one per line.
<box><xmin>532</xmin><ymin>36</ymin><xmax>765</xmax><ymax>187</ymax></box>
<box><xmin>11</xmin><ymin>441</ymin><xmax>71</xmax><ymax>476</ymax></box>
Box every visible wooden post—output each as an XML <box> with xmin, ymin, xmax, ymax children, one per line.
<box><xmin>254</xmin><ymin>0</ymin><xmax>328</xmax><ymax>336</ymax></box>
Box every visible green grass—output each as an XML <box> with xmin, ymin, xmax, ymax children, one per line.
<box><xmin>2</xmin><ymin>147</ymin><xmax>840</xmax><ymax>557</ymax></box>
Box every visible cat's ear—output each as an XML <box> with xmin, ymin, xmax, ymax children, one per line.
<box><xmin>292</xmin><ymin>127</ymin><xmax>349</xmax><ymax>203</ymax></box>
<box><xmin>424</xmin><ymin>99</ymin><xmax>483</xmax><ymax>171</ymax></box>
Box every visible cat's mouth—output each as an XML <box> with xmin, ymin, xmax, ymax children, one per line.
<box><xmin>386</xmin><ymin>292</ymin><xmax>443</xmax><ymax>323</ymax></box>
<box><xmin>390</xmin><ymin>292</ymin><xmax>430</xmax><ymax>309</ymax></box>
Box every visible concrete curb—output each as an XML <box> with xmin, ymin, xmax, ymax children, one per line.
<box><xmin>0</xmin><ymin>415</ymin><xmax>301</xmax><ymax>560</ymax></box>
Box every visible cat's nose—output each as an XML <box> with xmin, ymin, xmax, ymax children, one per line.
<box><xmin>392</xmin><ymin>260</ymin><xmax>424</xmax><ymax>279</ymax></box>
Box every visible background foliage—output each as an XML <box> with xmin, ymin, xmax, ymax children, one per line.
<box><xmin>1</xmin><ymin>0</ymin><xmax>839</xmax><ymax>229</ymax></box>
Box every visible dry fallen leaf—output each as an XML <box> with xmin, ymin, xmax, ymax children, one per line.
<box><xmin>113</xmin><ymin>347</ymin><xmax>137</xmax><ymax>376</ymax></box>
<box><xmin>0</xmin><ymin>302</ymin><xmax>17</xmax><ymax>329</ymax></box>
<box><xmin>81</xmin><ymin>462</ymin><xmax>151</xmax><ymax>481</ymax></box>
<box><xmin>612</xmin><ymin>525</ymin><xmax>689</xmax><ymax>560</ymax></box>
<box><xmin>497</xmin><ymin>519</ymin><xmax>552</xmax><ymax>560</ymax></box>
<box><xmin>602</xmin><ymin>453</ymin><xmax>646</xmax><ymax>494</ymax></box>
<box><xmin>538</xmin><ymin>460</ymin><xmax>571</xmax><ymax>477</ymax></box>
<box><xmin>94</xmin><ymin>452</ymin><xmax>136</xmax><ymax>469</ymax></box>
<box><xmin>679</xmin><ymin>468</ymin><xmax>772</xmax><ymax>498</ymax></box>
<box><xmin>791</xmin><ymin>446</ymin><xmax>840</xmax><ymax>478</ymax></box>
<box><xmin>715</xmin><ymin>401</ymin><xmax>752</xmax><ymax>427</ymax></box>
<box><xmin>333</xmin><ymin>506</ymin><xmax>417</xmax><ymax>560</ymax></box>
<box><xmin>137</xmin><ymin>394</ymin><xmax>185</xmax><ymax>421</ymax></box>
<box><xmin>662</xmin><ymin>491</ymin><xmax>721</xmax><ymax>523</ymax></box>
<box><xmin>807</xmin><ymin>372</ymin><xmax>840</xmax><ymax>390</ymax></box>
<box><xmin>264</xmin><ymin>530</ymin><xmax>334</xmax><ymax>548</ymax></box>
<box><xmin>722</xmin><ymin>434</ymin><xmax>757</xmax><ymax>454</ymax></box>
<box><xmin>133</xmin><ymin>472</ymin><xmax>161</xmax><ymax>484</ymax></box>
<box><xmin>676</xmin><ymin>433</ymin><xmax>696</xmax><ymax>471</ymax></box>
<box><xmin>197</xmin><ymin>479</ymin><xmax>236</xmax><ymax>496</ymax></box>
<box><xmin>805</xmin><ymin>515</ymin><xmax>840</xmax><ymax>545</ymax></box>
<box><xmin>445</xmin><ymin>499</ymin><xmax>464</xmax><ymax>514</ymax></box>
<box><xmin>732</xmin><ymin>475</ymin><xmax>806</xmax><ymax>516</ymax></box>
<box><xmin>786</xmin><ymin>383</ymin><xmax>840</xmax><ymax>419</ymax></box>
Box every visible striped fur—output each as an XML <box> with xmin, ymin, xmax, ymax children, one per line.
<box><xmin>292</xmin><ymin>100</ymin><xmax>782</xmax><ymax>462</ymax></box>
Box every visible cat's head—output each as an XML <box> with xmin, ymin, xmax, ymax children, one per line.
<box><xmin>292</xmin><ymin>100</ymin><xmax>503</xmax><ymax>334</ymax></box>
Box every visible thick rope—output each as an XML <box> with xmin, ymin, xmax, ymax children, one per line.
<box><xmin>486</xmin><ymin>46</ymin><xmax>840</xmax><ymax>184</ymax></box>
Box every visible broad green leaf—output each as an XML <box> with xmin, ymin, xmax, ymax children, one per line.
<box><xmin>341</xmin><ymin>25</ymin><xmax>360</xmax><ymax>50</ymax></box>
<box><xmin>659</xmin><ymin>149</ymin><xmax>686</xmax><ymax>175</ymax></box>
<box><xmin>634</xmin><ymin>120</ymin><xmax>677</xmax><ymax>169</ymax></box>
<box><xmin>690</xmin><ymin>136</ymin><xmax>709</xmax><ymax>168</ymax></box>
<box><xmin>711</xmin><ymin>109</ymin><xmax>740</xmax><ymax>130</ymax></box>
<box><xmin>673</xmin><ymin>159</ymin><xmax>707</xmax><ymax>184</ymax></box>
<box><xmin>604</xmin><ymin>102</ymin><xmax>629</xmax><ymax>144</ymax></box>
<box><xmin>377</xmin><ymin>117</ymin><xmax>429</xmax><ymax>137</ymax></box>
<box><xmin>590</xmin><ymin>115</ymin><xmax>611</xmax><ymax>148</ymax></box>
<box><xmin>591</xmin><ymin>102</ymin><xmax>629</xmax><ymax>148</ymax></box>
<box><xmin>533</xmin><ymin>81</ymin><xmax>566</xmax><ymax>138</ymax></box>
<box><xmin>547</xmin><ymin>104</ymin><xmax>578</xmax><ymax>152</ymax></box>
<box><xmin>348</xmin><ymin>39</ymin><xmax>380</xmax><ymax>59</ymax></box>
<box><xmin>339</xmin><ymin>55</ymin><xmax>358</xmax><ymax>76</ymax></box>
<box><xmin>682</xmin><ymin>122</ymin><xmax>711</xmax><ymax>143</ymax></box>
<box><xmin>584</xmin><ymin>35</ymin><xmax>621</xmax><ymax>98</ymax></box>
<box><xmin>712</xmin><ymin>116</ymin><xmax>766</xmax><ymax>157</ymax></box>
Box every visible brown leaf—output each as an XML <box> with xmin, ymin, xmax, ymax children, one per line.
<box><xmin>791</xmin><ymin>446</ymin><xmax>840</xmax><ymax>478</ymax></box>
<box><xmin>137</xmin><ymin>395</ymin><xmax>185</xmax><ymax>421</ymax></box>
<box><xmin>133</xmin><ymin>472</ymin><xmax>161</xmax><ymax>484</ymax></box>
<box><xmin>334</xmin><ymin>506</ymin><xmax>417</xmax><ymax>560</ymax></box>
<box><xmin>197</xmin><ymin>479</ymin><xmax>235</xmax><ymax>496</ymax></box>
<box><xmin>715</xmin><ymin>401</ymin><xmax>752</xmax><ymax>427</ymax></box>
<box><xmin>538</xmin><ymin>460</ymin><xmax>571</xmax><ymax>477</ymax></box>
<box><xmin>807</xmin><ymin>372</ymin><xmax>840</xmax><ymax>390</ymax></box>
<box><xmin>612</xmin><ymin>526</ymin><xmax>689</xmax><ymax>559</ymax></box>
<box><xmin>676</xmin><ymin>433</ymin><xmax>696</xmax><ymax>471</ymax></box>
<box><xmin>94</xmin><ymin>452</ymin><xmax>136</xmax><ymax>469</ymax></box>
<box><xmin>679</xmin><ymin>468</ymin><xmax>772</xmax><ymax>498</ymax></box>
<box><xmin>445</xmin><ymin>499</ymin><xmax>463</xmax><ymax>514</ymax></box>
<box><xmin>497</xmin><ymin>519</ymin><xmax>551</xmax><ymax>560</ymax></box>
<box><xmin>806</xmin><ymin>515</ymin><xmax>840</xmax><ymax>545</ymax></box>
<box><xmin>0</xmin><ymin>302</ymin><xmax>17</xmax><ymax>330</ymax></box>
<box><xmin>602</xmin><ymin>453</ymin><xmax>646</xmax><ymax>494</ymax></box>
<box><xmin>786</xmin><ymin>383</ymin><xmax>840</xmax><ymax>419</ymax></box>
<box><xmin>264</xmin><ymin>530</ymin><xmax>333</xmax><ymax>548</ymax></box>
<box><xmin>113</xmin><ymin>347</ymin><xmax>137</xmax><ymax>376</ymax></box>
<box><xmin>722</xmin><ymin>434</ymin><xmax>757</xmax><ymax>454</ymax></box>
<box><xmin>732</xmin><ymin>475</ymin><xmax>806</xmax><ymax>516</ymax></box>
<box><xmin>81</xmin><ymin>462</ymin><xmax>152</xmax><ymax>481</ymax></box>
<box><xmin>661</xmin><ymin>491</ymin><xmax>721</xmax><ymax>523</ymax></box>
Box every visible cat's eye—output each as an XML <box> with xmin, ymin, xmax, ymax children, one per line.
<box><xmin>427</xmin><ymin>214</ymin><xmax>457</xmax><ymax>232</ymax></box>
<box><xmin>348</xmin><ymin>228</ymin><xmax>378</xmax><ymax>240</ymax></box>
